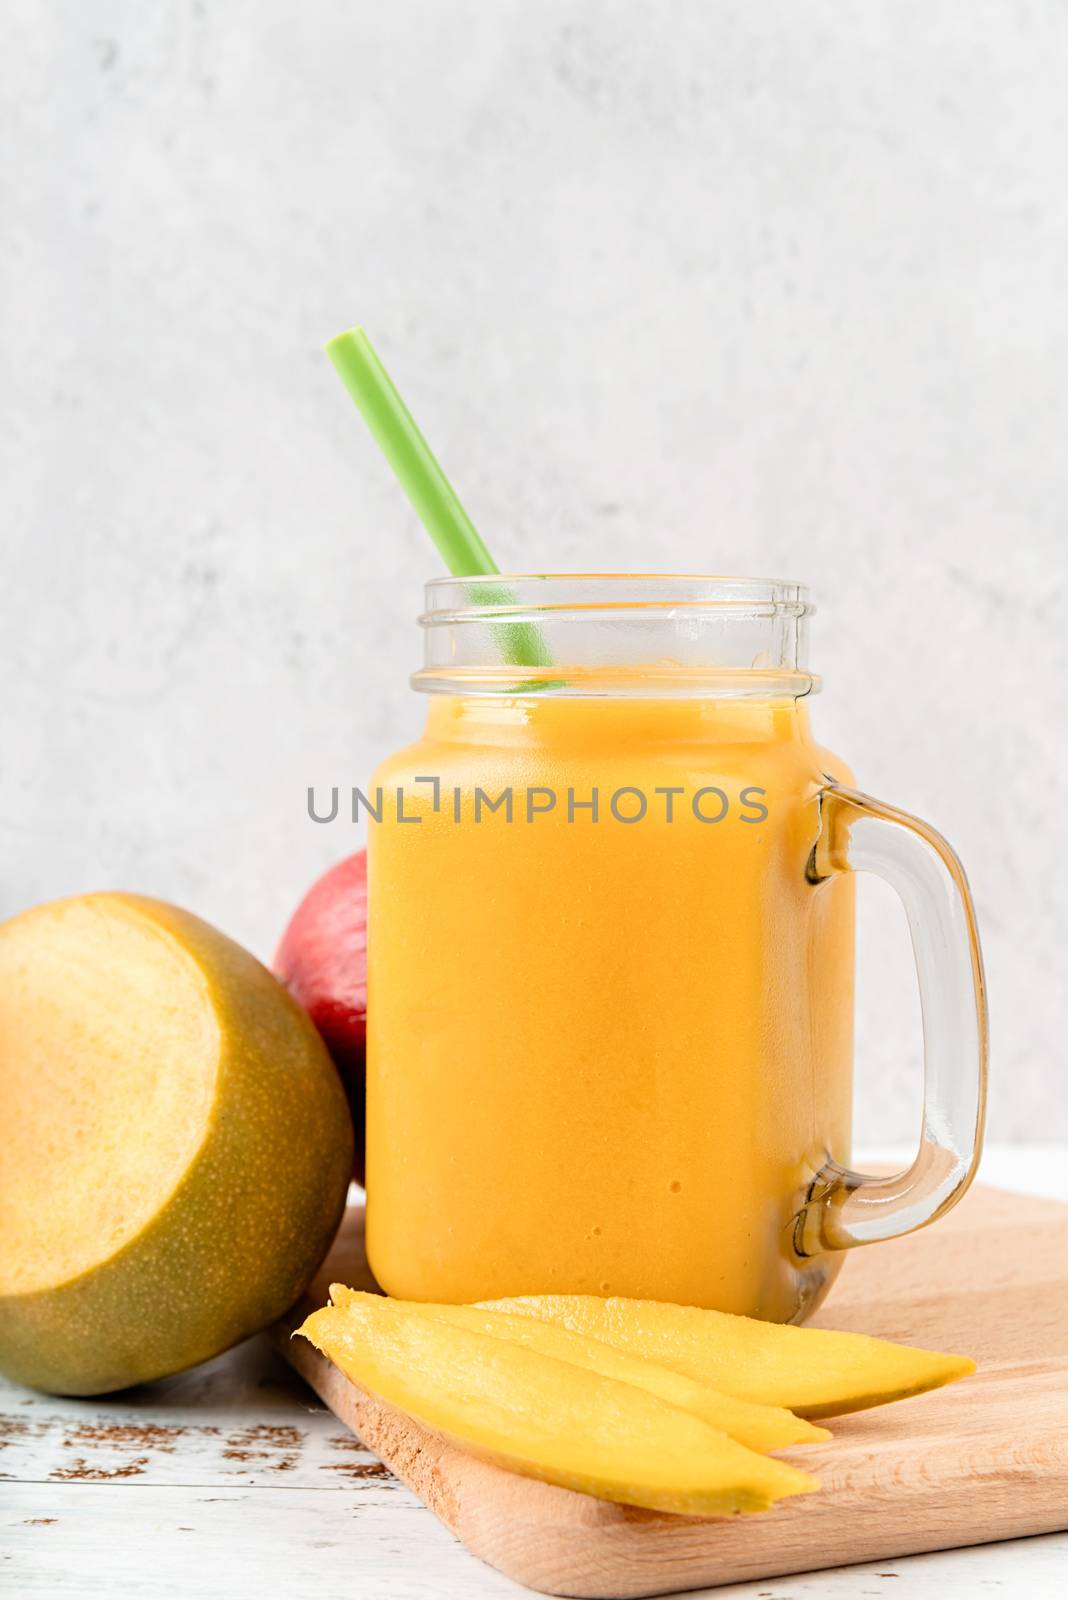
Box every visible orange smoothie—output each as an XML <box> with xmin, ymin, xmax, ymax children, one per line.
<box><xmin>365</xmin><ymin>691</ymin><xmax>855</xmax><ymax>1323</ymax></box>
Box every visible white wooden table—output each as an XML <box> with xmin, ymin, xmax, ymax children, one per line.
<box><xmin>4</xmin><ymin>1145</ymin><xmax>1067</xmax><ymax>1600</ymax></box>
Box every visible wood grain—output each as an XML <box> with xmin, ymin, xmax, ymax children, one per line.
<box><xmin>274</xmin><ymin>1184</ymin><xmax>1068</xmax><ymax>1599</ymax></box>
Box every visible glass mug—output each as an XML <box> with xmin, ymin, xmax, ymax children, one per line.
<box><xmin>365</xmin><ymin>577</ymin><xmax>987</xmax><ymax>1323</ymax></box>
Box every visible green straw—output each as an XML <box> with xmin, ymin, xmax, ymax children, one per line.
<box><xmin>326</xmin><ymin>326</ymin><xmax>550</xmax><ymax>670</ymax></box>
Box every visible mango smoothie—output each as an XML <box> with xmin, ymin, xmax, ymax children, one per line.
<box><xmin>365</xmin><ymin>690</ymin><xmax>855</xmax><ymax>1324</ymax></box>
<box><xmin>325</xmin><ymin>338</ymin><xmax>986</xmax><ymax>1323</ymax></box>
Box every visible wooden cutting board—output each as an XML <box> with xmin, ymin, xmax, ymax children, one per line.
<box><xmin>274</xmin><ymin>1184</ymin><xmax>1068</xmax><ymax>1598</ymax></box>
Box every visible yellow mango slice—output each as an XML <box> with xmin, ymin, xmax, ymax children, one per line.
<box><xmin>330</xmin><ymin>1285</ymin><xmax>826</xmax><ymax>1453</ymax></box>
<box><xmin>298</xmin><ymin>1295</ymin><xmax>818</xmax><ymax>1516</ymax></box>
<box><xmin>480</xmin><ymin>1295</ymin><xmax>975</xmax><ymax>1419</ymax></box>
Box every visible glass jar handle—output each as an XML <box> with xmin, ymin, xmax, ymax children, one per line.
<box><xmin>796</xmin><ymin>785</ymin><xmax>988</xmax><ymax>1255</ymax></box>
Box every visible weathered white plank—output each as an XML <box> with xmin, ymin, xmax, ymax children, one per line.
<box><xmin>4</xmin><ymin>1483</ymin><xmax>1067</xmax><ymax>1600</ymax></box>
<box><xmin>0</xmin><ymin>1481</ymin><xmax>533</xmax><ymax>1599</ymax></box>
<box><xmin>0</xmin><ymin>1334</ymin><xmax>398</xmax><ymax>1493</ymax></box>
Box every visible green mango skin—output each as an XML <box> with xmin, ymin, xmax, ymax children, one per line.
<box><xmin>0</xmin><ymin>894</ymin><xmax>354</xmax><ymax>1395</ymax></box>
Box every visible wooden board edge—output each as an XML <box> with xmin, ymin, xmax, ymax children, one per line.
<box><xmin>273</xmin><ymin>1188</ymin><xmax>1068</xmax><ymax>1599</ymax></box>
<box><xmin>274</xmin><ymin>1316</ymin><xmax>1068</xmax><ymax>1599</ymax></box>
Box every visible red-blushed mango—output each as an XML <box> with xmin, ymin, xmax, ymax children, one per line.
<box><xmin>273</xmin><ymin>850</ymin><xmax>367</xmax><ymax>1179</ymax></box>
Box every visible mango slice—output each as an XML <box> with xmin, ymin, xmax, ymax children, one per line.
<box><xmin>298</xmin><ymin>1295</ymin><xmax>819</xmax><ymax>1516</ymax></box>
<box><xmin>481</xmin><ymin>1295</ymin><xmax>975</xmax><ymax>1419</ymax></box>
<box><xmin>0</xmin><ymin>893</ymin><xmax>353</xmax><ymax>1395</ymax></box>
<box><xmin>330</xmin><ymin>1285</ymin><xmax>827</xmax><ymax>1453</ymax></box>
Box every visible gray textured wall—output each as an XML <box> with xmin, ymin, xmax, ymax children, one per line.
<box><xmin>2</xmin><ymin>2</ymin><xmax>1066</xmax><ymax>1141</ymax></box>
